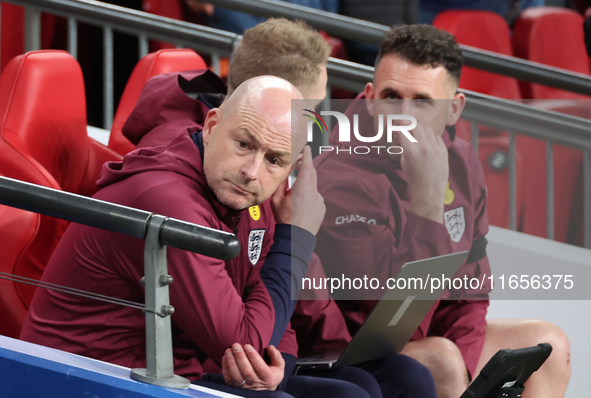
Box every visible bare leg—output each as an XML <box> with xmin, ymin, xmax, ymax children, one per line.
<box><xmin>400</xmin><ymin>337</ymin><xmax>469</xmax><ymax>398</ymax></box>
<box><xmin>475</xmin><ymin>319</ymin><xmax>571</xmax><ymax>398</ymax></box>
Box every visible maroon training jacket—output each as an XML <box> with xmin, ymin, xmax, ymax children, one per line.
<box><xmin>20</xmin><ymin>70</ymin><xmax>295</xmax><ymax>380</ymax></box>
<box><xmin>293</xmin><ymin>96</ymin><xmax>492</xmax><ymax>377</ymax></box>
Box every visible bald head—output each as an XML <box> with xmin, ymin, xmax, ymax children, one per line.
<box><xmin>201</xmin><ymin>76</ymin><xmax>308</xmax><ymax>210</ymax></box>
<box><xmin>220</xmin><ymin>76</ymin><xmax>308</xmax><ymax>163</ymax></box>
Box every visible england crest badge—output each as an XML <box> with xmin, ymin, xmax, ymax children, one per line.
<box><xmin>248</xmin><ymin>229</ymin><xmax>266</xmax><ymax>266</ymax></box>
<box><xmin>444</xmin><ymin>207</ymin><xmax>465</xmax><ymax>243</ymax></box>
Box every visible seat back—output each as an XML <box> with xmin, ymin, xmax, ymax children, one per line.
<box><xmin>0</xmin><ymin>51</ymin><xmax>89</xmax><ymax>193</ymax></box>
<box><xmin>513</xmin><ymin>7</ymin><xmax>590</xmax><ymax>100</ymax></box>
<box><xmin>0</xmin><ymin>50</ymin><xmax>120</xmax><ymax>307</ymax></box>
<box><xmin>0</xmin><ymin>187</ymin><xmax>40</xmax><ymax>338</ymax></box>
<box><xmin>433</xmin><ymin>10</ymin><xmax>522</xmax><ymax>99</ymax></box>
<box><xmin>108</xmin><ymin>49</ymin><xmax>207</xmax><ymax>156</ymax></box>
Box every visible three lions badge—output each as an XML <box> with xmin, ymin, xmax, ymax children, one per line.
<box><xmin>248</xmin><ymin>229</ymin><xmax>266</xmax><ymax>266</ymax></box>
<box><xmin>444</xmin><ymin>207</ymin><xmax>465</xmax><ymax>243</ymax></box>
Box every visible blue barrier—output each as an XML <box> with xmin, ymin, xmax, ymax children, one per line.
<box><xmin>0</xmin><ymin>335</ymin><xmax>242</xmax><ymax>398</ymax></box>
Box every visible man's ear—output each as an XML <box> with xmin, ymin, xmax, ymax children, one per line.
<box><xmin>446</xmin><ymin>92</ymin><xmax>466</xmax><ymax>126</ymax></box>
<box><xmin>364</xmin><ymin>82</ymin><xmax>376</xmax><ymax>117</ymax></box>
<box><xmin>202</xmin><ymin>108</ymin><xmax>221</xmax><ymax>147</ymax></box>
<box><xmin>290</xmin><ymin>152</ymin><xmax>304</xmax><ymax>173</ymax></box>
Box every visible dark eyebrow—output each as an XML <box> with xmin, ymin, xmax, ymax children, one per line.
<box><xmin>380</xmin><ymin>87</ymin><xmax>434</xmax><ymax>100</ymax></box>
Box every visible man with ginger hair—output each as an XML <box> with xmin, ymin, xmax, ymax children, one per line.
<box><xmin>227</xmin><ymin>18</ymin><xmax>328</xmax><ymax>101</ymax></box>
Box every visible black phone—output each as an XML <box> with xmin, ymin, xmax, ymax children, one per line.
<box><xmin>460</xmin><ymin>343</ymin><xmax>552</xmax><ymax>398</ymax></box>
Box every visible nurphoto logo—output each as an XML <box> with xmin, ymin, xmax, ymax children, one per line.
<box><xmin>303</xmin><ymin>110</ymin><xmax>418</xmax><ymax>155</ymax></box>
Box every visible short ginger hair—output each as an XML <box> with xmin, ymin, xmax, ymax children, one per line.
<box><xmin>228</xmin><ymin>18</ymin><xmax>331</xmax><ymax>96</ymax></box>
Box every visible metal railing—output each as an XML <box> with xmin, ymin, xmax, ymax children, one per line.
<box><xmin>2</xmin><ymin>0</ymin><xmax>590</xmax><ymax>248</ymax></box>
<box><xmin>0</xmin><ymin>176</ymin><xmax>240</xmax><ymax>388</ymax></box>
<box><xmin>206</xmin><ymin>0</ymin><xmax>591</xmax><ymax>97</ymax></box>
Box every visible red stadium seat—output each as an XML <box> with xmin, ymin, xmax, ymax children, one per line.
<box><xmin>0</xmin><ymin>50</ymin><xmax>121</xmax><ymax>308</ymax></box>
<box><xmin>433</xmin><ymin>10</ymin><xmax>521</xmax><ymax>100</ymax></box>
<box><xmin>0</xmin><ymin>192</ymin><xmax>40</xmax><ymax>338</ymax></box>
<box><xmin>108</xmin><ymin>49</ymin><xmax>207</xmax><ymax>156</ymax></box>
<box><xmin>142</xmin><ymin>0</ymin><xmax>183</xmax><ymax>51</ymax></box>
<box><xmin>513</xmin><ymin>7</ymin><xmax>590</xmax><ymax>100</ymax></box>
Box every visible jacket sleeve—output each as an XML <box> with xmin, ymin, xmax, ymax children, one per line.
<box><xmin>166</xmin><ymin>245</ymin><xmax>275</xmax><ymax>366</ymax></box>
<box><xmin>291</xmin><ymin>253</ymin><xmax>352</xmax><ymax>355</ymax></box>
<box><xmin>429</xmin><ymin>150</ymin><xmax>492</xmax><ymax>379</ymax></box>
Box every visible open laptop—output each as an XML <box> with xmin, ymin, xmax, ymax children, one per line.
<box><xmin>296</xmin><ymin>251</ymin><xmax>469</xmax><ymax>369</ymax></box>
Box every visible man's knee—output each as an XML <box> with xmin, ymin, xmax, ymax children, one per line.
<box><xmin>529</xmin><ymin>320</ymin><xmax>571</xmax><ymax>371</ymax></box>
<box><xmin>382</xmin><ymin>354</ymin><xmax>436</xmax><ymax>397</ymax></box>
<box><xmin>403</xmin><ymin>337</ymin><xmax>468</xmax><ymax>389</ymax></box>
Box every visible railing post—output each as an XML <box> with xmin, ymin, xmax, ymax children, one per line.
<box><xmin>67</xmin><ymin>17</ymin><xmax>77</xmax><ymax>58</ymax></box>
<box><xmin>508</xmin><ymin>131</ymin><xmax>517</xmax><ymax>231</ymax></box>
<box><xmin>103</xmin><ymin>25</ymin><xmax>114</xmax><ymax>130</ymax></box>
<box><xmin>546</xmin><ymin>141</ymin><xmax>554</xmax><ymax>240</ymax></box>
<box><xmin>130</xmin><ymin>214</ymin><xmax>190</xmax><ymax>389</ymax></box>
<box><xmin>24</xmin><ymin>6</ymin><xmax>41</xmax><ymax>52</ymax></box>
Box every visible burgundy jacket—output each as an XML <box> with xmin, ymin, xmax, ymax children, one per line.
<box><xmin>20</xmin><ymin>69</ymin><xmax>299</xmax><ymax>380</ymax></box>
<box><xmin>293</xmin><ymin>96</ymin><xmax>492</xmax><ymax>377</ymax></box>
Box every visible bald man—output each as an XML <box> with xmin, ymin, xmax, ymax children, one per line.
<box><xmin>21</xmin><ymin>77</ymin><xmax>375</xmax><ymax>398</ymax></box>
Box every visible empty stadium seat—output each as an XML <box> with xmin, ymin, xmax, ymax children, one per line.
<box><xmin>513</xmin><ymin>7</ymin><xmax>590</xmax><ymax>100</ymax></box>
<box><xmin>433</xmin><ymin>10</ymin><xmax>521</xmax><ymax>100</ymax></box>
<box><xmin>0</xmin><ymin>197</ymin><xmax>39</xmax><ymax>338</ymax></box>
<box><xmin>108</xmin><ymin>49</ymin><xmax>207</xmax><ymax>156</ymax></box>
<box><xmin>0</xmin><ymin>50</ymin><xmax>121</xmax><ymax>309</ymax></box>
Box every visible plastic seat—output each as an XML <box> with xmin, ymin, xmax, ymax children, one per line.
<box><xmin>108</xmin><ymin>49</ymin><xmax>207</xmax><ymax>156</ymax></box>
<box><xmin>0</xmin><ymin>50</ymin><xmax>121</xmax><ymax>307</ymax></box>
<box><xmin>0</xmin><ymin>181</ymin><xmax>40</xmax><ymax>338</ymax></box>
<box><xmin>433</xmin><ymin>10</ymin><xmax>521</xmax><ymax>100</ymax></box>
<box><xmin>513</xmin><ymin>7</ymin><xmax>590</xmax><ymax>100</ymax></box>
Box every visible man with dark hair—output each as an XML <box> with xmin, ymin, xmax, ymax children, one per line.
<box><xmin>294</xmin><ymin>24</ymin><xmax>571</xmax><ymax>398</ymax></box>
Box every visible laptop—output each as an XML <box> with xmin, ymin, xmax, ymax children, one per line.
<box><xmin>296</xmin><ymin>251</ymin><xmax>469</xmax><ymax>369</ymax></box>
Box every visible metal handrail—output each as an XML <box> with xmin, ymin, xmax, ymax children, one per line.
<box><xmin>207</xmin><ymin>0</ymin><xmax>591</xmax><ymax>97</ymax></box>
<box><xmin>11</xmin><ymin>0</ymin><xmax>239</xmax><ymax>56</ymax></box>
<box><xmin>0</xmin><ymin>176</ymin><xmax>240</xmax><ymax>259</ymax></box>
<box><xmin>8</xmin><ymin>0</ymin><xmax>591</xmax><ymax>149</ymax></box>
<box><xmin>327</xmin><ymin>59</ymin><xmax>591</xmax><ymax>152</ymax></box>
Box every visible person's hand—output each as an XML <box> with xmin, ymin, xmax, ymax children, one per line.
<box><xmin>271</xmin><ymin>146</ymin><xmax>326</xmax><ymax>235</ymax></box>
<box><xmin>398</xmin><ymin>124</ymin><xmax>449</xmax><ymax>223</ymax></box>
<box><xmin>184</xmin><ymin>1</ymin><xmax>214</xmax><ymax>15</ymax></box>
<box><xmin>221</xmin><ymin>344</ymin><xmax>285</xmax><ymax>391</ymax></box>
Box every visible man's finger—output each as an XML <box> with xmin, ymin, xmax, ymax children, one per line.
<box><xmin>224</xmin><ymin>347</ymin><xmax>245</xmax><ymax>386</ymax></box>
<box><xmin>294</xmin><ymin>146</ymin><xmax>316</xmax><ymax>185</ymax></box>
<box><xmin>272</xmin><ymin>177</ymin><xmax>289</xmax><ymax>203</ymax></box>
<box><xmin>231</xmin><ymin>343</ymin><xmax>260</xmax><ymax>386</ymax></box>
<box><xmin>244</xmin><ymin>344</ymin><xmax>273</xmax><ymax>381</ymax></box>
<box><xmin>267</xmin><ymin>345</ymin><xmax>285</xmax><ymax>368</ymax></box>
